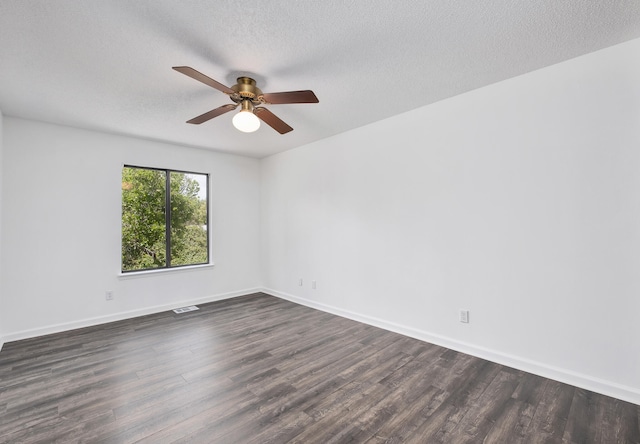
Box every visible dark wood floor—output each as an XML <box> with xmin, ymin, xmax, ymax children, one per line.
<box><xmin>0</xmin><ymin>293</ymin><xmax>638</xmax><ymax>443</ymax></box>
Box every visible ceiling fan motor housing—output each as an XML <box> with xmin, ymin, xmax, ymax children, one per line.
<box><xmin>231</xmin><ymin>77</ymin><xmax>263</xmax><ymax>104</ymax></box>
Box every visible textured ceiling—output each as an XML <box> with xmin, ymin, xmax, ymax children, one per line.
<box><xmin>1</xmin><ymin>1</ymin><xmax>640</xmax><ymax>158</ymax></box>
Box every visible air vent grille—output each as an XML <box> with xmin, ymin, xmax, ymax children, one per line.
<box><xmin>173</xmin><ymin>305</ymin><xmax>199</xmax><ymax>314</ymax></box>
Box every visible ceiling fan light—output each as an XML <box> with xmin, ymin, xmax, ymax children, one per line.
<box><xmin>232</xmin><ymin>110</ymin><xmax>260</xmax><ymax>133</ymax></box>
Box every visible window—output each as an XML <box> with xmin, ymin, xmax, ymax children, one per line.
<box><xmin>121</xmin><ymin>165</ymin><xmax>209</xmax><ymax>272</ymax></box>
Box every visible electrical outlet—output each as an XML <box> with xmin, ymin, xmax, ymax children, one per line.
<box><xmin>298</xmin><ymin>278</ymin><xmax>303</xmax><ymax>286</ymax></box>
<box><xmin>105</xmin><ymin>291</ymin><xmax>114</xmax><ymax>301</ymax></box>
<box><xmin>311</xmin><ymin>280</ymin><xmax>317</xmax><ymax>289</ymax></box>
<box><xmin>459</xmin><ymin>310</ymin><xmax>469</xmax><ymax>323</ymax></box>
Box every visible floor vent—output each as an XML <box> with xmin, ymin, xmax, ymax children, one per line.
<box><xmin>173</xmin><ymin>305</ymin><xmax>199</xmax><ymax>314</ymax></box>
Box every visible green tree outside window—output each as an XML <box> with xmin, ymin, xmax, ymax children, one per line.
<box><xmin>122</xmin><ymin>166</ymin><xmax>208</xmax><ymax>272</ymax></box>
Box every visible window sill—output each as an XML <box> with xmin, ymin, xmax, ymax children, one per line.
<box><xmin>118</xmin><ymin>263</ymin><xmax>215</xmax><ymax>279</ymax></box>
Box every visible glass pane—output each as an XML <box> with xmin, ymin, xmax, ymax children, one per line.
<box><xmin>170</xmin><ymin>171</ymin><xmax>208</xmax><ymax>266</ymax></box>
<box><xmin>121</xmin><ymin>167</ymin><xmax>167</xmax><ymax>271</ymax></box>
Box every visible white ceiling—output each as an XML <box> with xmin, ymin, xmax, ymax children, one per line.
<box><xmin>1</xmin><ymin>1</ymin><xmax>640</xmax><ymax>158</ymax></box>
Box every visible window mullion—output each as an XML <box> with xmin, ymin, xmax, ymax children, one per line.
<box><xmin>165</xmin><ymin>170</ymin><xmax>172</xmax><ymax>267</ymax></box>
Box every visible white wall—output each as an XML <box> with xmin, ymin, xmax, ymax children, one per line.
<box><xmin>1</xmin><ymin>118</ymin><xmax>262</xmax><ymax>339</ymax></box>
<box><xmin>261</xmin><ymin>38</ymin><xmax>640</xmax><ymax>404</ymax></box>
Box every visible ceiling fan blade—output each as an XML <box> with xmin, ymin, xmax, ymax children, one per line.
<box><xmin>261</xmin><ymin>90</ymin><xmax>319</xmax><ymax>104</ymax></box>
<box><xmin>173</xmin><ymin>66</ymin><xmax>235</xmax><ymax>95</ymax></box>
<box><xmin>254</xmin><ymin>107</ymin><xmax>294</xmax><ymax>134</ymax></box>
<box><xmin>186</xmin><ymin>104</ymin><xmax>237</xmax><ymax>124</ymax></box>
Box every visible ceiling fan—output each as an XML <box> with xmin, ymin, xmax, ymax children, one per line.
<box><xmin>173</xmin><ymin>66</ymin><xmax>319</xmax><ymax>134</ymax></box>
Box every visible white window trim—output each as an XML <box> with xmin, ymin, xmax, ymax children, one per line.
<box><xmin>118</xmin><ymin>262</ymin><xmax>215</xmax><ymax>279</ymax></box>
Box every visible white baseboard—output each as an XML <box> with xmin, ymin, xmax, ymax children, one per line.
<box><xmin>2</xmin><ymin>288</ymin><xmax>261</xmax><ymax>344</ymax></box>
<box><xmin>262</xmin><ymin>287</ymin><xmax>640</xmax><ymax>406</ymax></box>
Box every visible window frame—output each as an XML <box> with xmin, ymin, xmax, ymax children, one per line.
<box><xmin>121</xmin><ymin>164</ymin><xmax>210</xmax><ymax>274</ymax></box>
